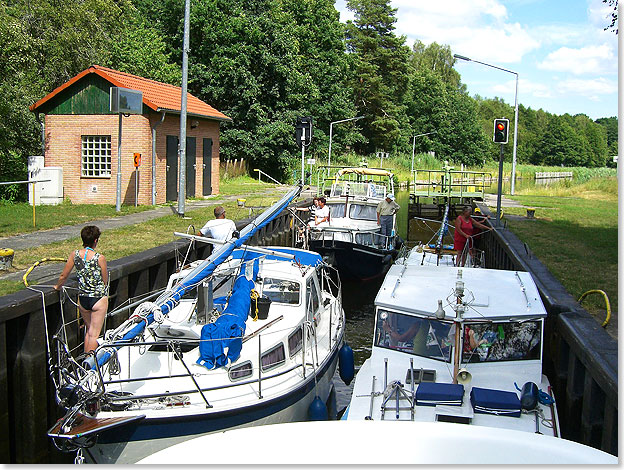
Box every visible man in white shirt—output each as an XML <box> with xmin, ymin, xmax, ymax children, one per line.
<box><xmin>198</xmin><ymin>206</ymin><xmax>237</xmax><ymax>241</ymax></box>
<box><xmin>311</xmin><ymin>197</ymin><xmax>330</xmax><ymax>227</ymax></box>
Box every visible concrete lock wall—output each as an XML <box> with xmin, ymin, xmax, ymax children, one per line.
<box><xmin>0</xmin><ymin>211</ymin><xmax>293</xmax><ymax>463</ymax></box>
<box><xmin>475</xmin><ymin>202</ymin><xmax>617</xmax><ymax>456</ymax></box>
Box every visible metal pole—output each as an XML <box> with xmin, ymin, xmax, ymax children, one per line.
<box><xmin>301</xmin><ymin>130</ymin><xmax>306</xmax><ymax>185</ymax></box>
<box><xmin>32</xmin><ymin>183</ymin><xmax>36</xmax><ymax>227</ymax></box>
<box><xmin>177</xmin><ymin>0</ymin><xmax>191</xmax><ymax>217</ymax></box>
<box><xmin>496</xmin><ymin>144</ymin><xmax>504</xmax><ymax>226</ymax></box>
<box><xmin>135</xmin><ymin>167</ymin><xmax>138</xmax><ymax>207</ymax></box>
<box><xmin>116</xmin><ymin>113</ymin><xmax>122</xmax><ymax>212</ymax></box>
<box><xmin>411</xmin><ymin>136</ymin><xmax>416</xmax><ymax>175</ymax></box>
<box><xmin>328</xmin><ymin>122</ymin><xmax>334</xmax><ymax>168</ymax></box>
<box><xmin>152</xmin><ymin>111</ymin><xmax>166</xmax><ymax>206</ymax></box>
<box><xmin>511</xmin><ymin>74</ymin><xmax>519</xmax><ymax>195</ymax></box>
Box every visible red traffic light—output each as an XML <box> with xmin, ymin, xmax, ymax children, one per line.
<box><xmin>493</xmin><ymin>118</ymin><xmax>509</xmax><ymax>144</ymax></box>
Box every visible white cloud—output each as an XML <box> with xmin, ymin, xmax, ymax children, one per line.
<box><xmin>492</xmin><ymin>78</ymin><xmax>552</xmax><ymax>99</ymax></box>
<box><xmin>537</xmin><ymin>44</ymin><xmax>617</xmax><ymax>75</ymax></box>
<box><xmin>393</xmin><ymin>2</ymin><xmax>539</xmax><ymax>63</ymax></box>
<box><xmin>557</xmin><ymin>77</ymin><xmax>618</xmax><ymax>98</ymax></box>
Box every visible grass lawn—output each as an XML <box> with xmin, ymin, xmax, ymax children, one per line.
<box><xmin>0</xmin><ymin>179</ymin><xmax>285</xmax><ymax>296</ymax></box>
<box><xmin>0</xmin><ymin>201</ymin><xmax>154</xmax><ymax>238</ymax></box>
<box><xmin>500</xmin><ymin>177</ymin><xmax>617</xmax><ymax>334</ymax></box>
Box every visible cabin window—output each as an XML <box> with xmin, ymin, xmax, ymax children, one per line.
<box><xmin>306</xmin><ymin>276</ymin><xmax>320</xmax><ymax>320</ymax></box>
<box><xmin>261</xmin><ymin>343</ymin><xmax>286</xmax><ymax>371</ymax></box>
<box><xmin>327</xmin><ymin>203</ymin><xmax>346</xmax><ymax>218</ymax></box>
<box><xmin>349</xmin><ymin>204</ymin><xmax>377</xmax><ymax>221</ymax></box>
<box><xmin>288</xmin><ymin>326</ymin><xmax>303</xmax><ymax>357</ymax></box>
<box><xmin>374</xmin><ymin>309</ymin><xmax>453</xmax><ymax>362</ymax></box>
<box><xmin>462</xmin><ymin>321</ymin><xmax>541</xmax><ymax>363</ymax></box>
<box><xmin>228</xmin><ymin>361</ymin><xmax>253</xmax><ymax>381</ymax></box>
<box><xmin>354</xmin><ymin>232</ymin><xmax>376</xmax><ymax>246</ymax></box>
<box><xmin>261</xmin><ymin>278</ymin><xmax>300</xmax><ymax>305</ymax></box>
<box><xmin>81</xmin><ymin>135</ymin><xmax>112</xmax><ymax>178</ymax></box>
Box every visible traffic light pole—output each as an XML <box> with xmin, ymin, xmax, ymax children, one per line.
<box><xmin>496</xmin><ymin>144</ymin><xmax>504</xmax><ymax>227</ymax></box>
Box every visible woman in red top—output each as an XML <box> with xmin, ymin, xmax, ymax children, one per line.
<box><xmin>453</xmin><ymin>206</ymin><xmax>490</xmax><ymax>266</ymax></box>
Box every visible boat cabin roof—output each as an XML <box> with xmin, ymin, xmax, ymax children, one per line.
<box><xmin>375</xmin><ymin>264</ymin><xmax>546</xmax><ymax>321</ymax></box>
<box><xmin>333</xmin><ymin>167</ymin><xmax>393</xmax><ymax>180</ymax></box>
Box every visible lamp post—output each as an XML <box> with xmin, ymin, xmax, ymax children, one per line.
<box><xmin>411</xmin><ymin>131</ymin><xmax>437</xmax><ymax>174</ymax></box>
<box><xmin>328</xmin><ymin>116</ymin><xmax>364</xmax><ymax>169</ymax></box>
<box><xmin>453</xmin><ymin>54</ymin><xmax>519</xmax><ymax>195</ymax></box>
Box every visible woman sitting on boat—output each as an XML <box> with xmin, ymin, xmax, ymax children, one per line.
<box><xmin>453</xmin><ymin>206</ymin><xmax>490</xmax><ymax>267</ymax></box>
<box><xmin>55</xmin><ymin>225</ymin><xmax>109</xmax><ymax>353</ymax></box>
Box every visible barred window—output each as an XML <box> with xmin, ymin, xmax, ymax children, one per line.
<box><xmin>81</xmin><ymin>135</ymin><xmax>112</xmax><ymax>178</ymax></box>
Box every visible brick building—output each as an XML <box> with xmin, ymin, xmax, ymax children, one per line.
<box><xmin>30</xmin><ymin>65</ymin><xmax>231</xmax><ymax>205</ymax></box>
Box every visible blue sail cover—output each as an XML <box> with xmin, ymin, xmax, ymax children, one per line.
<box><xmin>196</xmin><ymin>266</ymin><xmax>254</xmax><ymax>369</ymax></box>
<box><xmin>87</xmin><ymin>185</ymin><xmax>303</xmax><ymax>370</ymax></box>
<box><xmin>230</xmin><ymin>247</ymin><xmax>322</xmax><ymax>267</ymax></box>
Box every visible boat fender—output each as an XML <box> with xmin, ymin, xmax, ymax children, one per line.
<box><xmin>338</xmin><ymin>343</ymin><xmax>355</xmax><ymax>385</ymax></box>
<box><xmin>520</xmin><ymin>382</ymin><xmax>539</xmax><ymax>410</ymax></box>
<box><xmin>308</xmin><ymin>396</ymin><xmax>328</xmax><ymax>421</ymax></box>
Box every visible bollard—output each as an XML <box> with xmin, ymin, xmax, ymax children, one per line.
<box><xmin>0</xmin><ymin>249</ymin><xmax>14</xmax><ymax>270</ymax></box>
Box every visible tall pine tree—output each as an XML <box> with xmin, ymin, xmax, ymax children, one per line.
<box><xmin>345</xmin><ymin>0</ymin><xmax>410</xmax><ymax>154</ymax></box>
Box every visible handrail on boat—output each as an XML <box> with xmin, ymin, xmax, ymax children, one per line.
<box><xmin>77</xmin><ymin>303</ymin><xmax>341</xmax><ymax>408</ymax></box>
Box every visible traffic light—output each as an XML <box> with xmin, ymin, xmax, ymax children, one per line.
<box><xmin>493</xmin><ymin>119</ymin><xmax>509</xmax><ymax>144</ymax></box>
<box><xmin>295</xmin><ymin>117</ymin><xmax>313</xmax><ymax>148</ymax></box>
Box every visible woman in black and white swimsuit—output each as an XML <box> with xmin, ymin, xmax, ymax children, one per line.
<box><xmin>55</xmin><ymin>225</ymin><xmax>108</xmax><ymax>353</ymax></box>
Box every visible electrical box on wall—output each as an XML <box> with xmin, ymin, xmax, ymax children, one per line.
<box><xmin>91</xmin><ymin>185</ymin><xmax>98</xmax><ymax>193</ymax></box>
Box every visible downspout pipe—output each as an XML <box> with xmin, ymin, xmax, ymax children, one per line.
<box><xmin>151</xmin><ymin>111</ymin><xmax>166</xmax><ymax>206</ymax></box>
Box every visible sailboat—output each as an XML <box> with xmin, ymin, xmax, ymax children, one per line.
<box><xmin>46</xmin><ymin>185</ymin><xmax>350</xmax><ymax>463</ymax></box>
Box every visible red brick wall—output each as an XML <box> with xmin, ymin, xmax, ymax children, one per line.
<box><xmin>44</xmin><ymin>113</ymin><xmax>222</xmax><ymax>205</ymax></box>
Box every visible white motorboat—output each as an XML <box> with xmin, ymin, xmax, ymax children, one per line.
<box><xmin>344</xmin><ymin>261</ymin><xmax>562</xmax><ymax>444</ymax></box>
<box><xmin>304</xmin><ymin>167</ymin><xmax>402</xmax><ymax>281</ymax></box>
<box><xmin>136</xmin><ymin>421</ymin><xmax>617</xmax><ymax>464</ymax></box>
<box><xmin>46</xmin><ymin>186</ymin><xmax>352</xmax><ymax>463</ymax></box>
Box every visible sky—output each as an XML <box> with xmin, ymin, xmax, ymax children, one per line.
<box><xmin>334</xmin><ymin>0</ymin><xmax>618</xmax><ymax>120</ymax></box>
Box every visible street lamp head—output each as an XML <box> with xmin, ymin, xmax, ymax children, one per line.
<box><xmin>453</xmin><ymin>54</ymin><xmax>472</xmax><ymax>62</ymax></box>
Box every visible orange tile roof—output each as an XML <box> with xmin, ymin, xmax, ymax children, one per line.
<box><xmin>30</xmin><ymin>65</ymin><xmax>231</xmax><ymax>121</ymax></box>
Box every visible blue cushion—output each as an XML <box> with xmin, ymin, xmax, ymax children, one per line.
<box><xmin>470</xmin><ymin>387</ymin><xmax>521</xmax><ymax>417</ymax></box>
<box><xmin>416</xmin><ymin>382</ymin><xmax>464</xmax><ymax>406</ymax></box>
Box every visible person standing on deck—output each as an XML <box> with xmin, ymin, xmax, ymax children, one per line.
<box><xmin>198</xmin><ymin>206</ymin><xmax>237</xmax><ymax>241</ymax></box>
<box><xmin>376</xmin><ymin>193</ymin><xmax>400</xmax><ymax>244</ymax></box>
<box><xmin>453</xmin><ymin>206</ymin><xmax>490</xmax><ymax>267</ymax></box>
<box><xmin>55</xmin><ymin>225</ymin><xmax>108</xmax><ymax>353</ymax></box>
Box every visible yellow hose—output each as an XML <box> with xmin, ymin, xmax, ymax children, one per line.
<box><xmin>23</xmin><ymin>257</ymin><xmax>67</xmax><ymax>286</ymax></box>
<box><xmin>250</xmin><ymin>289</ymin><xmax>260</xmax><ymax>321</ymax></box>
<box><xmin>578</xmin><ymin>289</ymin><xmax>611</xmax><ymax>327</ymax></box>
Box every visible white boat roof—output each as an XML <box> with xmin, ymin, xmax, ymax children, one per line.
<box><xmin>137</xmin><ymin>421</ymin><xmax>616</xmax><ymax>464</ymax></box>
<box><xmin>375</xmin><ymin>264</ymin><xmax>547</xmax><ymax>321</ymax></box>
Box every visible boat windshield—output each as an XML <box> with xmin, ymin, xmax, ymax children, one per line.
<box><xmin>327</xmin><ymin>203</ymin><xmax>346</xmax><ymax>218</ymax></box>
<box><xmin>462</xmin><ymin>321</ymin><xmax>542</xmax><ymax>363</ymax></box>
<box><xmin>261</xmin><ymin>278</ymin><xmax>300</xmax><ymax>305</ymax></box>
<box><xmin>374</xmin><ymin>309</ymin><xmax>453</xmax><ymax>362</ymax></box>
<box><xmin>350</xmin><ymin>204</ymin><xmax>377</xmax><ymax>221</ymax></box>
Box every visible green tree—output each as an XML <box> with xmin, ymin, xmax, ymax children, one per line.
<box><xmin>538</xmin><ymin>116</ymin><xmax>584</xmax><ymax>166</ymax></box>
<box><xmin>595</xmin><ymin>116</ymin><xmax>618</xmax><ymax>158</ymax></box>
<box><xmin>410</xmin><ymin>40</ymin><xmax>465</xmax><ymax>92</ymax></box>
<box><xmin>345</xmin><ymin>0</ymin><xmax>411</xmax><ymax>153</ymax></box>
<box><xmin>0</xmin><ymin>0</ymin><xmax>181</xmax><ymax>201</ymax></box>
